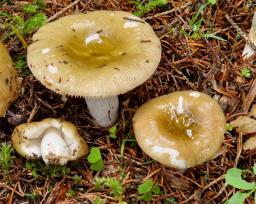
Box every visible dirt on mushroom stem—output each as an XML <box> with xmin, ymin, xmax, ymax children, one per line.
<box><xmin>0</xmin><ymin>0</ymin><xmax>256</xmax><ymax>203</ymax></box>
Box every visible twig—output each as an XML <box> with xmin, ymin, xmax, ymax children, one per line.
<box><xmin>225</xmin><ymin>14</ymin><xmax>256</xmax><ymax>52</ymax></box>
<box><xmin>144</xmin><ymin>2</ymin><xmax>192</xmax><ymax>20</ymax></box>
<box><xmin>0</xmin><ymin>182</ymin><xmax>24</xmax><ymax>197</ymax></box>
<box><xmin>47</xmin><ymin>0</ymin><xmax>83</xmax><ymax>22</ymax></box>
<box><xmin>11</xmin><ymin>25</ymin><xmax>28</xmax><ymax>48</ymax></box>
<box><xmin>243</xmin><ymin>79</ymin><xmax>256</xmax><ymax>113</ymax></box>
<box><xmin>234</xmin><ymin>133</ymin><xmax>243</xmax><ymax>168</ymax></box>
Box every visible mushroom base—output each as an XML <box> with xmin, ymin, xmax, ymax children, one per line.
<box><xmin>85</xmin><ymin>96</ymin><xmax>119</xmax><ymax>127</ymax></box>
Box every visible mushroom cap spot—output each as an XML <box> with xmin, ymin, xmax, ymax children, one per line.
<box><xmin>133</xmin><ymin>91</ymin><xmax>225</xmax><ymax>169</ymax></box>
<box><xmin>27</xmin><ymin>11</ymin><xmax>161</xmax><ymax>97</ymax></box>
<box><xmin>11</xmin><ymin>118</ymin><xmax>88</xmax><ymax>164</ymax></box>
<box><xmin>0</xmin><ymin>43</ymin><xmax>18</xmax><ymax>116</ymax></box>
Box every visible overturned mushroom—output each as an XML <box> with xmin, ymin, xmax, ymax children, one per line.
<box><xmin>0</xmin><ymin>43</ymin><xmax>18</xmax><ymax>116</ymax></box>
<box><xmin>12</xmin><ymin>118</ymin><xmax>88</xmax><ymax>165</ymax></box>
<box><xmin>27</xmin><ymin>11</ymin><xmax>161</xmax><ymax>127</ymax></box>
<box><xmin>133</xmin><ymin>91</ymin><xmax>225</xmax><ymax>170</ymax></box>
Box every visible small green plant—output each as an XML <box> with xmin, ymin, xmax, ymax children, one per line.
<box><xmin>138</xmin><ymin>179</ymin><xmax>162</xmax><ymax>201</ymax></box>
<box><xmin>181</xmin><ymin>0</ymin><xmax>225</xmax><ymax>41</ymax></box>
<box><xmin>72</xmin><ymin>174</ymin><xmax>82</xmax><ymax>184</ymax></box>
<box><xmin>0</xmin><ymin>142</ymin><xmax>13</xmax><ymax>171</ymax></box>
<box><xmin>109</xmin><ymin>125</ymin><xmax>117</xmax><ymax>139</ymax></box>
<box><xmin>87</xmin><ymin>147</ymin><xmax>104</xmax><ymax>171</ymax></box>
<box><xmin>95</xmin><ymin>177</ymin><xmax>123</xmax><ymax>197</ymax></box>
<box><xmin>224</xmin><ymin>164</ymin><xmax>256</xmax><ymax>204</ymax></box>
<box><xmin>241</xmin><ymin>68</ymin><xmax>251</xmax><ymax>78</ymax></box>
<box><xmin>23</xmin><ymin>0</ymin><xmax>45</xmax><ymax>14</ymax></box>
<box><xmin>93</xmin><ymin>196</ymin><xmax>105</xmax><ymax>204</ymax></box>
<box><xmin>25</xmin><ymin>160</ymin><xmax>70</xmax><ymax>178</ymax></box>
<box><xmin>132</xmin><ymin>0</ymin><xmax>168</xmax><ymax>17</ymax></box>
<box><xmin>66</xmin><ymin>189</ymin><xmax>76</xmax><ymax>197</ymax></box>
<box><xmin>225</xmin><ymin>123</ymin><xmax>233</xmax><ymax>132</ymax></box>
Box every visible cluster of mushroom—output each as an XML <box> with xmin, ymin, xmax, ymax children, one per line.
<box><xmin>1</xmin><ymin>10</ymin><xmax>228</xmax><ymax>169</ymax></box>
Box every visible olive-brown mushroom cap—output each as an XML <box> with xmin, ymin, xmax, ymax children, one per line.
<box><xmin>133</xmin><ymin>91</ymin><xmax>225</xmax><ymax>169</ymax></box>
<box><xmin>0</xmin><ymin>43</ymin><xmax>17</xmax><ymax>116</ymax></box>
<box><xmin>27</xmin><ymin>11</ymin><xmax>161</xmax><ymax>97</ymax></box>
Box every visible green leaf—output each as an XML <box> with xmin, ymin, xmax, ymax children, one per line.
<box><xmin>152</xmin><ymin>184</ymin><xmax>162</xmax><ymax>195</ymax></box>
<box><xmin>109</xmin><ymin>125</ymin><xmax>117</xmax><ymax>139</ymax></box>
<box><xmin>90</xmin><ymin>159</ymin><xmax>104</xmax><ymax>171</ymax></box>
<box><xmin>207</xmin><ymin>0</ymin><xmax>217</xmax><ymax>5</ymax></box>
<box><xmin>23</xmin><ymin>13</ymin><xmax>47</xmax><ymax>35</ymax></box>
<box><xmin>87</xmin><ymin>147</ymin><xmax>102</xmax><ymax>163</ymax></box>
<box><xmin>138</xmin><ymin>179</ymin><xmax>154</xmax><ymax>194</ymax></box>
<box><xmin>140</xmin><ymin>192</ymin><xmax>153</xmax><ymax>201</ymax></box>
<box><xmin>225</xmin><ymin>123</ymin><xmax>233</xmax><ymax>132</ymax></box>
<box><xmin>225</xmin><ymin>168</ymin><xmax>255</xmax><ymax>190</ymax></box>
<box><xmin>241</xmin><ymin>68</ymin><xmax>251</xmax><ymax>78</ymax></box>
<box><xmin>253</xmin><ymin>164</ymin><xmax>256</xmax><ymax>175</ymax></box>
<box><xmin>225</xmin><ymin>192</ymin><xmax>248</xmax><ymax>204</ymax></box>
<box><xmin>202</xmin><ymin>33</ymin><xmax>226</xmax><ymax>41</ymax></box>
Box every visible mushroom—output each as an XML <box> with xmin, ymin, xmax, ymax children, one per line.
<box><xmin>27</xmin><ymin>11</ymin><xmax>161</xmax><ymax>127</ymax></box>
<box><xmin>12</xmin><ymin>118</ymin><xmax>88</xmax><ymax>165</ymax></box>
<box><xmin>242</xmin><ymin>11</ymin><xmax>256</xmax><ymax>58</ymax></box>
<box><xmin>0</xmin><ymin>43</ymin><xmax>18</xmax><ymax>116</ymax></box>
<box><xmin>133</xmin><ymin>91</ymin><xmax>225</xmax><ymax>170</ymax></box>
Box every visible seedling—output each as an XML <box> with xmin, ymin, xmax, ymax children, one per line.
<box><xmin>225</xmin><ymin>123</ymin><xmax>233</xmax><ymax>132</ymax></box>
<box><xmin>87</xmin><ymin>147</ymin><xmax>104</xmax><ymax>171</ymax></box>
<box><xmin>138</xmin><ymin>179</ymin><xmax>162</xmax><ymax>201</ymax></box>
<box><xmin>132</xmin><ymin>0</ymin><xmax>168</xmax><ymax>17</ymax></box>
<box><xmin>241</xmin><ymin>68</ymin><xmax>251</xmax><ymax>78</ymax></box>
<box><xmin>93</xmin><ymin>196</ymin><xmax>105</xmax><ymax>204</ymax></box>
<box><xmin>224</xmin><ymin>164</ymin><xmax>256</xmax><ymax>204</ymax></box>
<box><xmin>66</xmin><ymin>189</ymin><xmax>76</xmax><ymax>197</ymax></box>
<box><xmin>109</xmin><ymin>125</ymin><xmax>117</xmax><ymax>139</ymax></box>
<box><xmin>23</xmin><ymin>0</ymin><xmax>45</xmax><ymax>14</ymax></box>
<box><xmin>0</xmin><ymin>142</ymin><xmax>13</xmax><ymax>171</ymax></box>
<box><xmin>95</xmin><ymin>177</ymin><xmax>123</xmax><ymax>197</ymax></box>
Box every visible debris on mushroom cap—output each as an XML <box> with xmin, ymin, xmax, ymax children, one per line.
<box><xmin>0</xmin><ymin>43</ymin><xmax>18</xmax><ymax>116</ymax></box>
<box><xmin>242</xmin><ymin>12</ymin><xmax>256</xmax><ymax>58</ymax></box>
<box><xmin>133</xmin><ymin>91</ymin><xmax>225</xmax><ymax>170</ymax></box>
<box><xmin>11</xmin><ymin>118</ymin><xmax>88</xmax><ymax>165</ymax></box>
<box><xmin>27</xmin><ymin>11</ymin><xmax>161</xmax><ymax>98</ymax></box>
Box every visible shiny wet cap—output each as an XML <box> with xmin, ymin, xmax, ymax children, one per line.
<box><xmin>27</xmin><ymin>11</ymin><xmax>161</xmax><ymax>97</ymax></box>
<box><xmin>133</xmin><ymin>91</ymin><xmax>225</xmax><ymax>169</ymax></box>
<box><xmin>0</xmin><ymin>43</ymin><xmax>17</xmax><ymax>116</ymax></box>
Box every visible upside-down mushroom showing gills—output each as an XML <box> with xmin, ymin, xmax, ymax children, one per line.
<box><xmin>133</xmin><ymin>91</ymin><xmax>225</xmax><ymax>170</ymax></box>
<box><xmin>0</xmin><ymin>43</ymin><xmax>18</xmax><ymax>117</ymax></box>
<box><xmin>27</xmin><ymin>11</ymin><xmax>162</xmax><ymax>127</ymax></box>
<box><xmin>12</xmin><ymin>118</ymin><xmax>88</xmax><ymax>165</ymax></box>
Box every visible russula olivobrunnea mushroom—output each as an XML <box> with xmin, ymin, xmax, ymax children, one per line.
<box><xmin>27</xmin><ymin>11</ymin><xmax>161</xmax><ymax>127</ymax></box>
<box><xmin>133</xmin><ymin>91</ymin><xmax>225</xmax><ymax>169</ymax></box>
<box><xmin>0</xmin><ymin>43</ymin><xmax>18</xmax><ymax>116</ymax></box>
<box><xmin>12</xmin><ymin>118</ymin><xmax>88</xmax><ymax>165</ymax></box>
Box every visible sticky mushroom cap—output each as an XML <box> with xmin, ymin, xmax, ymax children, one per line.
<box><xmin>27</xmin><ymin>11</ymin><xmax>161</xmax><ymax>98</ymax></box>
<box><xmin>133</xmin><ymin>91</ymin><xmax>225</xmax><ymax>169</ymax></box>
<box><xmin>0</xmin><ymin>43</ymin><xmax>18</xmax><ymax>116</ymax></box>
<box><xmin>12</xmin><ymin>118</ymin><xmax>88</xmax><ymax>165</ymax></box>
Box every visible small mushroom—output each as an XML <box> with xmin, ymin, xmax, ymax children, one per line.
<box><xmin>133</xmin><ymin>91</ymin><xmax>225</xmax><ymax>170</ymax></box>
<box><xmin>0</xmin><ymin>43</ymin><xmax>18</xmax><ymax>116</ymax></box>
<box><xmin>27</xmin><ymin>11</ymin><xmax>161</xmax><ymax>127</ymax></box>
<box><xmin>12</xmin><ymin>118</ymin><xmax>88</xmax><ymax>165</ymax></box>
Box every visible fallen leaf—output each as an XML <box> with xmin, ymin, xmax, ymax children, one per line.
<box><xmin>230</xmin><ymin>116</ymin><xmax>256</xmax><ymax>134</ymax></box>
<box><xmin>243</xmin><ymin>136</ymin><xmax>256</xmax><ymax>151</ymax></box>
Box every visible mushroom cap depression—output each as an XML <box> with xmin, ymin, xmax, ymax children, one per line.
<box><xmin>133</xmin><ymin>91</ymin><xmax>225</xmax><ymax>169</ymax></box>
<box><xmin>0</xmin><ymin>43</ymin><xmax>17</xmax><ymax>116</ymax></box>
<box><xmin>27</xmin><ymin>11</ymin><xmax>161</xmax><ymax>97</ymax></box>
<box><xmin>12</xmin><ymin>118</ymin><xmax>88</xmax><ymax>165</ymax></box>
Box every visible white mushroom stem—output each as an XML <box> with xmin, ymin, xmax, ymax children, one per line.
<box><xmin>85</xmin><ymin>96</ymin><xmax>119</xmax><ymax>127</ymax></box>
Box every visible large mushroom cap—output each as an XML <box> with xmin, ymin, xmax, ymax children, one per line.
<box><xmin>133</xmin><ymin>91</ymin><xmax>225</xmax><ymax>169</ymax></box>
<box><xmin>27</xmin><ymin>11</ymin><xmax>161</xmax><ymax>97</ymax></box>
<box><xmin>0</xmin><ymin>43</ymin><xmax>18</xmax><ymax>116</ymax></box>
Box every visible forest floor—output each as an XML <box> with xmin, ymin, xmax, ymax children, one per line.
<box><xmin>0</xmin><ymin>0</ymin><xmax>256</xmax><ymax>203</ymax></box>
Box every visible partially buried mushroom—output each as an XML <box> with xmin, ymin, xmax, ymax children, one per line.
<box><xmin>12</xmin><ymin>118</ymin><xmax>88</xmax><ymax>165</ymax></box>
<box><xmin>27</xmin><ymin>11</ymin><xmax>161</xmax><ymax>127</ymax></box>
<box><xmin>0</xmin><ymin>43</ymin><xmax>18</xmax><ymax>116</ymax></box>
<box><xmin>133</xmin><ymin>91</ymin><xmax>225</xmax><ymax>170</ymax></box>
